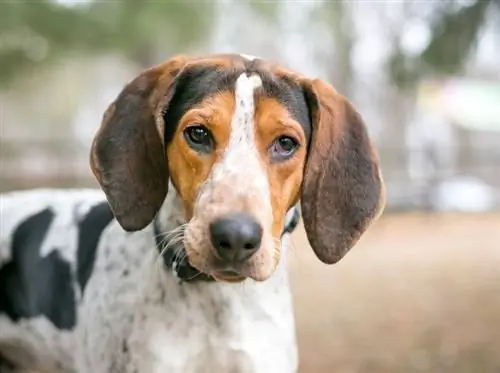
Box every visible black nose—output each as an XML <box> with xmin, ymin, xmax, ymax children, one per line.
<box><xmin>209</xmin><ymin>213</ymin><xmax>263</xmax><ymax>262</ymax></box>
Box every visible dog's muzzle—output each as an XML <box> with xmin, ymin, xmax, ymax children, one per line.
<box><xmin>153</xmin><ymin>208</ymin><xmax>300</xmax><ymax>284</ymax></box>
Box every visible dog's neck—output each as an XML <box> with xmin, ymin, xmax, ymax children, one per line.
<box><xmin>154</xmin><ymin>182</ymin><xmax>301</xmax><ymax>284</ymax></box>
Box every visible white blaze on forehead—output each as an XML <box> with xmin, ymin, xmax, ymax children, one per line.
<box><xmin>240</xmin><ymin>53</ymin><xmax>259</xmax><ymax>61</ymax></box>
<box><xmin>210</xmin><ymin>72</ymin><xmax>264</xmax><ymax>181</ymax></box>
<box><xmin>231</xmin><ymin>73</ymin><xmax>262</xmax><ymax>140</ymax></box>
<box><xmin>198</xmin><ymin>71</ymin><xmax>272</xmax><ymax>225</ymax></box>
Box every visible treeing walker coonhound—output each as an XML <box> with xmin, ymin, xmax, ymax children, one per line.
<box><xmin>0</xmin><ymin>53</ymin><xmax>385</xmax><ymax>373</ymax></box>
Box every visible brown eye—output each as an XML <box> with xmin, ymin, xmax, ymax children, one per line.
<box><xmin>270</xmin><ymin>135</ymin><xmax>299</xmax><ymax>161</ymax></box>
<box><xmin>184</xmin><ymin>125</ymin><xmax>213</xmax><ymax>153</ymax></box>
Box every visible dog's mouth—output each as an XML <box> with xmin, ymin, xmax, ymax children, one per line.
<box><xmin>211</xmin><ymin>270</ymin><xmax>246</xmax><ymax>283</ymax></box>
<box><xmin>153</xmin><ymin>220</ymin><xmax>260</xmax><ymax>283</ymax></box>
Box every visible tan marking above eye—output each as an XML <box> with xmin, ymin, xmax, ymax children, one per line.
<box><xmin>254</xmin><ymin>98</ymin><xmax>306</xmax><ymax>150</ymax></box>
<box><xmin>166</xmin><ymin>92</ymin><xmax>235</xmax><ymax>219</ymax></box>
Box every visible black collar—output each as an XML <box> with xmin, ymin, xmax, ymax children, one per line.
<box><xmin>153</xmin><ymin>207</ymin><xmax>301</xmax><ymax>284</ymax></box>
<box><xmin>152</xmin><ymin>218</ymin><xmax>215</xmax><ymax>284</ymax></box>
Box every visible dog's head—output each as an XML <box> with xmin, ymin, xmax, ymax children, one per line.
<box><xmin>90</xmin><ymin>54</ymin><xmax>385</xmax><ymax>282</ymax></box>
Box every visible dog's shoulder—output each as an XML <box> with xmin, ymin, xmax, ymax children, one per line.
<box><xmin>0</xmin><ymin>188</ymin><xmax>115</xmax><ymax>330</ymax></box>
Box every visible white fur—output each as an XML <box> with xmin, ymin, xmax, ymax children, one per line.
<box><xmin>189</xmin><ymin>72</ymin><xmax>279</xmax><ymax>279</ymax></box>
<box><xmin>0</xmin><ymin>72</ymin><xmax>299</xmax><ymax>373</ymax></box>
<box><xmin>240</xmin><ymin>54</ymin><xmax>259</xmax><ymax>61</ymax></box>
<box><xmin>206</xmin><ymin>72</ymin><xmax>269</xmax><ymax>210</ymax></box>
<box><xmin>0</xmin><ymin>187</ymin><xmax>299</xmax><ymax>373</ymax></box>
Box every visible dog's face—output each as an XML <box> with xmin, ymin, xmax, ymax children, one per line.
<box><xmin>90</xmin><ymin>54</ymin><xmax>385</xmax><ymax>282</ymax></box>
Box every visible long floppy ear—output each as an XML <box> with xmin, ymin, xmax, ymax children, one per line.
<box><xmin>90</xmin><ymin>56</ymin><xmax>189</xmax><ymax>231</ymax></box>
<box><xmin>300</xmin><ymin>79</ymin><xmax>385</xmax><ymax>264</ymax></box>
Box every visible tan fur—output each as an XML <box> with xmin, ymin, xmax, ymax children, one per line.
<box><xmin>178</xmin><ymin>95</ymin><xmax>309</xmax><ymax>280</ymax></box>
<box><xmin>167</xmin><ymin>92</ymin><xmax>235</xmax><ymax>219</ymax></box>
<box><xmin>254</xmin><ymin>98</ymin><xmax>307</xmax><ymax>239</ymax></box>
<box><xmin>90</xmin><ymin>53</ymin><xmax>385</xmax><ymax>282</ymax></box>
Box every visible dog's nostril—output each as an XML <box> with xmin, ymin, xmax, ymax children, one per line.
<box><xmin>243</xmin><ymin>243</ymin><xmax>255</xmax><ymax>250</ymax></box>
<box><xmin>219</xmin><ymin>240</ymin><xmax>231</xmax><ymax>250</ymax></box>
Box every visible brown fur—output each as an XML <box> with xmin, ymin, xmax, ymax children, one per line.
<box><xmin>270</xmin><ymin>63</ymin><xmax>385</xmax><ymax>264</ymax></box>
<box><xmin>90</xmin><ymin>55</ymin><xmax>190</xmax><ymax>231</ymax></box>
<box><xmin>89</xmin><ymin>54</ymin><xmax>246</xmax><ymax>230</ymax></box>
<box><xmin>299</xmin><ymin>79</ymin><xmax>385</xmax><ymax>264</ymax></box>
<box><xmin>89</xmin><ymin>53</ymin><xmax>385</xmax><ymax>281</ymax></box>
<box><xmin>254</xmin><ymin>97</ymin><xmax>307</xmax><ymax>239</ymax></box>
<box><xmin>177</xmin><ymin>96</ymin><xmax>307</xmax><ymax>281</ymax></box>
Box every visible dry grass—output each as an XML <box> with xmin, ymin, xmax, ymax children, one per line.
<box><xmin>288</xmin><ymin>213</ymin><xmax>500</xmax><ymax>373</ymax></box>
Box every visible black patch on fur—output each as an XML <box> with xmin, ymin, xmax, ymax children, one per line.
<box><xmin>0</xmin><ymin>208</ymin><xmax>76</xmax><ymax>330</ymax></box>
<box><xmin>163</xmin><ymin>61</ymin><xmax>311</xmax><ymax>148</ymax></box>
<box><xmin>281</xmin><ymin>207</ymin><xmax>301</xmax><ymax>237</ymax></box>
<box><xmin>263</xmin><ymin>74</ymin><xmax>312</xmax><ymax>141</ymax></box>
<box><xmin>76</xmin><ymin>201</ymin><xmax>115</xmax><ymax>293</ymax></box>
<box><xmin>163</xmin><ymin>65</ymin><xmax>243</xmax><ymax>145</ymax></box>
<box><xmin>245</xmin><ymin>62</ymin><xmax>312</xmax><ymax>142</ymax></box>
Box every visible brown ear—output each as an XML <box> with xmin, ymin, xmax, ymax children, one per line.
<box><xmin>300</xmin><ymin>79</ymin><xmax>385</xmax><ymax>264</ymax></box>
<box><xmin>90</xmin><ymin>56</ymin><xmax>189</xmax><ymax>231</ymax></box>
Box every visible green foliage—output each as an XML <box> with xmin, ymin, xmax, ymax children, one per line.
<box><xmin>0</xmin><ymin>0</ymin><xmax>497</xmax><ymax>88</ymax></box>
<box><xmin>0</xmin><ymin>0</ymin><xmax>215</xmax><ymax>86</ymax></box>
<box><xmin>246</xmin><ymin>0</ymin><xmax>280</xmax><ymax>22</ymax></box>
<box><xmin>389</xmin><ymin>0</ymin><xmax>494</xmax><ymax>89</ymax></box>
<box><xmin>421</xmin><ymin>0</ymin><xmax>489</xmax><ymax>73</ymax></box>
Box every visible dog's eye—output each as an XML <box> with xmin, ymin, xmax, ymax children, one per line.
<box><xmin>184</xmin><ymin>125</ymin><xmax>213</xmax><ymax>153</ymax></box>
<box><xmin>270</xmin><ymin>135</ymin><xmax>299</xmax><ymax>161</ymax></box>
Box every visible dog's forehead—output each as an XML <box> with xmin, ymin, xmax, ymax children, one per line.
<box><xmin>163</xmin><ymin>55</ymin><xmax>311</xmax><ymax>142</ymax></box>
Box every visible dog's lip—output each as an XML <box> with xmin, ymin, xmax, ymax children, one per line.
<box><xmin>212</xmin><ymin>273</ymin><xmax>246</xmax><ymax>283</ymax></box>
<box><xmin>217</xmin><ymin>269</ymin><xmax>240</xmax><ymax>277</ymax></box>
<box><xmin>211</xmin><ymin>269</ymin><xmax>246</xmax><ymax>283</ymax></box>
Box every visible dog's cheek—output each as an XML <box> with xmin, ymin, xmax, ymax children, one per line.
<box><xmin>269</xmin><ymin>167</ymin><xmax>304</xmax><ymax>238</ymax></box>
<box><xmin>248</xmin><ymin>237</ymin><xmax>279</xmax><ymax>281</ymax></box>
<box><xmin>167</xmin><ymin>138</ymin><xmax>215</xmax><ymax>221</ymax></box>
<box><xmin>184</xmin><ymin>219</ymin><xmax>209</xmax><ymax>270</ymax></box>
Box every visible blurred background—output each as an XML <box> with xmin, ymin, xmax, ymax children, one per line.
<box><xmin>1</xmin><ymin>0</ymin><xmax>499</xmax><ymax>372</ymax></box>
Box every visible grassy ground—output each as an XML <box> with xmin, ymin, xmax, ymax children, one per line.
<box><xmin>288</xmin><ymin>213</ymin><xmax>500</xmax><ymax>373</ymax></box>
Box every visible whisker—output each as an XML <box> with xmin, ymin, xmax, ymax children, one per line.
<box><xmin>172</xmin><ymin>245</ymin><xmax>187</xmax><ymax>263</ymax></box>
<box><xmin>155</xmin><ymin>229</ymin><xmax>181</xmax><ymax>251</ymax></box>
<box><xmin>155</xmin><ymin>225</ymin><xmax>187</xmax><ymax>258</ymax></box>
<box><xmin>159</xmin><ymin>234</ymin><xmax>184</xmax><ymax>256</ymax></box>
<box><xmin>175</xmin><ymin>250</ymin><xmax>188</xmax><ymax>263</ymax></box>
<box><xmin>154</xmin><ymin>224</ymin><xmax>186</xmax><ymax>243</ymax></box>
<box><xmin>186</xmin><ymin>271</ymin><xmax>203</xmax><ymax>282</ymax></box>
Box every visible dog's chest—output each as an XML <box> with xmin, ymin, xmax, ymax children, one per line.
<box><xmin>128</xmin><ymin>271</ymin><xmax>298</xmax><ymax>373</ymax></box>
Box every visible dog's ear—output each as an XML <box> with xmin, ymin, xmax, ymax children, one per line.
<box><xmin>300</xmin><ymin>78</ymin><xmax>385</xmax><ymax>264</ymax></box>
<box><xmin>90</xmin><ymin>55</ymin><xmax>189</xmax><ymax>231</ymax></box>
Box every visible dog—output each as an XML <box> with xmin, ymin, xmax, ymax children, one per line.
<box><xmin>0</xmin><ymin>53</ymin><xmax>385</xmax><ymax>373</ymax></box>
